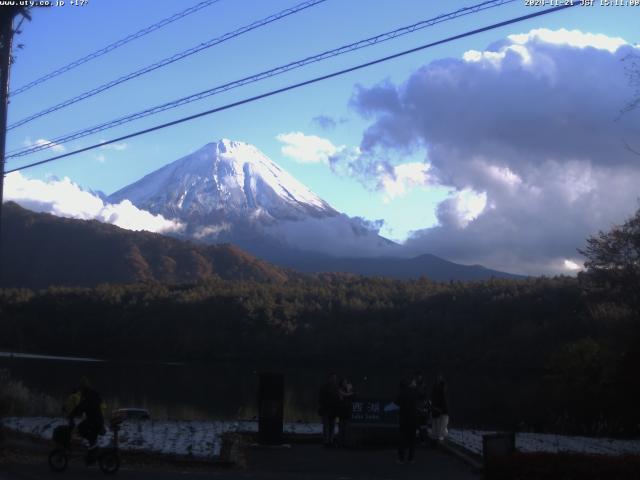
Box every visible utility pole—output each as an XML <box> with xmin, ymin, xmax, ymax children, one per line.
<box><xmin>0</xmin><ymin>9</ymin><xmax>15</xmax><ymax>284</ymax></box>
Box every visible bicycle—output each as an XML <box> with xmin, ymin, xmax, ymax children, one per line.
<box><xmin>48</xmin><ymin>416</ymin><xmax>121</xmax><ymax>474</ymax></box>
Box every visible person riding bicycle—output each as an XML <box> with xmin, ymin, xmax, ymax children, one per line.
<box><xmin>68</xmin><ymin>377</ymin><xmax>106</xmax><ymax>464</ymax></box>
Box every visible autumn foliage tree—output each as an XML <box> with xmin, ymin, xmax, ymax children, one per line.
<box><xmin>579</xmin><ymin>206</ymin><xmax>640</xmax><ymax>308</ymax></box>
<box><xmin>578</xmin><ymin>206</ymin><xmax>640</xmax><ymax>434</ymax></box>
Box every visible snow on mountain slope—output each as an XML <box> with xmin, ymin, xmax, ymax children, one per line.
<box><xmin>109</xmin><ymin>139</ymin><xmax>336</xmax><ymax>223</ymax></box>
<box><xmin>108</xmin><ymin>139</ymin><xmax>400</xmax><ymax>257</ymax></box>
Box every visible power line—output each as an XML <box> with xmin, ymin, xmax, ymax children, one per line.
<box><xmin>7</xmin><ymin>0</ymin><xmax>328</xmax><ymax>130</ymax></box>
<box><xmin>6</xmin><ymin>3</ymin><xmax>578</xmax><ymax>175</ymax></box>
<box><xmin>10</xmin><ymin>0</ymin><xmax>223</xmax><ymax>97</ymax></box>
<box><xmin>8</xmin><ymin>0</ymin><xmax>514</xmax><ymax>158</ymax></box>
<box><xmin>8</xmin><ymin>0</ymin><xmax>516</xmax><ymax>159</ymax></box>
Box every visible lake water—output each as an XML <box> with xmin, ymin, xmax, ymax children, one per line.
<box><xmin>0</xmin><ymin>351</ymin><xmax>532</xmax><ymax>428</ymax></box>
<box><xmin>0</xmin><ymin>352</ymin><xmax>404</xmax><ymax>422</ymax></box>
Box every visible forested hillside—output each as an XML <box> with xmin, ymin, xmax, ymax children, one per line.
<box><xmin>0</xmin><ymin>202</ymin><xmax>289</xmax><ymax>287</ymax></box>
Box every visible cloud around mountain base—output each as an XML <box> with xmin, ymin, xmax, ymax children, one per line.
<box><xmin>4</xmin><ymin>172</ymin><xmax>184</xmax><ymax>234</ymax></box>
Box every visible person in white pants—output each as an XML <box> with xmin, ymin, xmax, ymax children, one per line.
<box><xmin>430</xmin><ymin>374</ymin><xmax>449</xmax><ymax>441</ymax></box>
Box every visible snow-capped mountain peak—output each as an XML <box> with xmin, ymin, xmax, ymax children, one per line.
<box><xmin>212</xmin><ymin>139</ymin><xmax>330</xmax><ymax>212</ymax></box>
<box><xmin>109</xmin><ymin>139</ymin><xmax>336</xmax><ymax>223</ymax></box>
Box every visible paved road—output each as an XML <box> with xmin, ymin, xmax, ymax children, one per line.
<box><xmin>0</xmin><ymin>444</ymin><xmax>479</xmax><ymax>480</ymax></box>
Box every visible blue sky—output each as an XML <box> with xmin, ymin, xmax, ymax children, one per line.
<box><xmin>4</xmin><ymin>0</ymin><xmax>640</xmax><ymax>268</ymax></box>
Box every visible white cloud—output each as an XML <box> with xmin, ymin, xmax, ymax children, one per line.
<box><xmin>508</xmin><ymin>28</ymin><xmax>628</xmax><ymax>53</ymax></box>
<box><xmin>95</xmin><ymin>154</ymin><xmax>106</xmax><ymax>163</ymax></box>
<box><xmin>193</xmin><ymin>223</ymin><xmax>231</xmax><ymax>240</ymax></box>
<box><xmin>4</xmin><ymin>172</ymin><xmax>183</xmax><ymax>234</ymax></box>
<box><xmin>563</xmin><ymin>259</ymin><xmax>583</xmax><ymax>271</ymax></box>
<box><xmin>350</xmin><ymin>29</ymin><xmax>640</xmax><ymax>274</ymax></box>
<box><xmin>99</xmin><ymin>199</ymin><xmax>183</xmax><ymax>233</ymax></box>
<box><xmin>379</xmin><ymin>162</ymin><xmax>431</xmax><ymax>202</ymax></box>
<box><xmin>463</xmin><ymin>28</ymin><xmax>628</xmax><ymax>69</ymax></box>
<box><xmin>463</xmin><ymin>43</ymin><xmax>532</xmax><ymax>66</ymax></box>
<box><xmin>99</xmin><ymin>140</ymin><xmax>128</xmax><ymax>151</ymax></box>
<box><xmin>437</xmin><ymin>189</ymin><xmax>488</xmax><ymax>229</ymax></box>
<box><xmin>461</xmin><ymin>29</ymin><xmax>628</xmax><ymax>69</ymax></box>
<box><xmin>23</xmin><ymin>137</ymin><xmax>65</xmax><ymax>153</ymax></box>
<box><xmin>276</xmin><ymin>132</ymin><xmax>339</xmax><ymax>163</ymax></box>
<box><xmin>486</xmin><ymin>165</ymin><xmax>522</xmax><ymax>188</ymax></box>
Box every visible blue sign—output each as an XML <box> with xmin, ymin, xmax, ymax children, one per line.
<box><xmin>350</xmin><ymin>398</ymin><xmax>398</xmax><ymax>424</ymax></box>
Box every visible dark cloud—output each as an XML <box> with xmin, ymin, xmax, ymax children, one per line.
<box><xmin>348</xmin><ymin>29</ymin><xmax>640</xmax><ymax>274</ymax></box>
<box><xmin>621</xmin><ymin>52</ymin><xmax>640</xmax><ymax>115</ymax></box>
<box><xmin>312</xmin><ymin>115</ymin><xmax>338</xmax><ymax>130</ymax></box>
<box><xmin>404</xmin><ymin>163</ymin><xmax>640</xmax><ymax>274</ymax></box>
<box><xmin>311</xmin><ymin>115</ymin><xmax>349</xmax><ymax>130</ymax></box>
<box><xmin>353</xmin><ymin>44</ymin><xmax>639</xmax><ymax>168</ymax></box>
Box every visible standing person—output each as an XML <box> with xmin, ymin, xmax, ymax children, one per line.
<box><xmin>337</xmin><ymin>378</ymin><xmax>355</xmax><ymax>447</ymax></box>
<box><xmin>431</xmin><ymin>373</ymin><xmax>449</xmax><ymax>442</ymax></box>
<box><xmin>396</xmin><ymin>374</ymin><xmax>420</xmax><ymax>464</ymax></box>
<box><xmin>69</xmin><ymin>377</ymin><xmax>105</xmax><ymax>465</ymax></box>
<box><xmin>318</xmin><ymin>373</ymin><xmax>340</xmax><ymax>447</ymax></box>
<box><xmin>414</xmin><ymin>371</ymin><xmax>429</xmax><ymax>442</ymax></box>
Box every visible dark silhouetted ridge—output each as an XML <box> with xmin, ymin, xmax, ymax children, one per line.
<box><xmin>0</xmin><ymin>202</ymin><xmax>289</xmax><ymax>289</ymax></box>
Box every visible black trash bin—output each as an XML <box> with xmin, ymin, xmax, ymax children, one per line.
<box><xmin>483</xmin><ymin>432</ymin><xmax>515</xmax><ymax>478</ymax></box>
<box><xmin>258</xmin><ymin>372</ymin><xmax>284</xmax><ymax>445</ymax></box>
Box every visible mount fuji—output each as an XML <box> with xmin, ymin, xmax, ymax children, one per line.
<box><xmin>110</xmin><ymin>139</ymin><xmax>336</xmax><ymax>224</ymax></box>
<box><xmin>109</xmin><ymin>139</ymin><xmax>394</xmax><ymax>258</ymax></box>
<box><xmin>109</xmin><ymin>139</ymin><xmax>521</xmax><ymax>280</ymax></box>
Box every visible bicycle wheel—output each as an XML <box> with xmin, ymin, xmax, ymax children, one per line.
<box><xmin>99</xmin><ymin>449</ymin><xmax>120</xmax><ymax>474</ymax></box>
<box><xmin>48</xmin><ymin>448</ymin><xmax>69</xmax><ymax>472</ymax></box>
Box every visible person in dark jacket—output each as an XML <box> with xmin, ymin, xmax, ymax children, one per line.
<box><xmin>70</xmin><ymin>378</ymin><xmax>105</xmax><ymax>464</ymax></box>
<box><xmin>337</xmin><ymin>378</ymin><xmax>355</xmax><ymax>446</ymax></box>
<box><xmin>396</xmin><ymin>374</ymin><xmax>420</xmax><ymax>463</ymax></box>
<box><xmin>318</xmin><ymin>373</ymin><xmax>340</xmax><ymax>446</ymax></box>
<box><xmin>430</xmin><ymin>373</ymin><xmax>449</xmax><ymax>441</ymax></box>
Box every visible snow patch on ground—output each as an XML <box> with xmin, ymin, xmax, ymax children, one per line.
<box><xmin>1</xmin><ymin>417</ymin><xmax>321</xmax><ymax>459</ymax></box>
<box><xmin>447</xmin><ymin>429</ymin><xmax>640</xmax><ymax>456</ymax></box>
<box><xmin>3</xmin><ymin>417</ymin><xmax>638</xmax><ymax>459</ymax></box>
